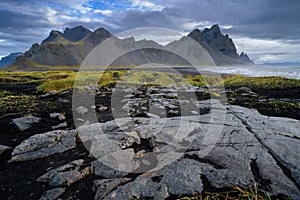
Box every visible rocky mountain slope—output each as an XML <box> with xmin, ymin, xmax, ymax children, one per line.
<box><xmin>0</xmin><ymin>52</ymin><xmax>23</xmax><ymax>68</ymax></box>
<box><xmin>10</xmin><ymin>25</ymin><xmax>254</xmax><ymax>68</ymax></box>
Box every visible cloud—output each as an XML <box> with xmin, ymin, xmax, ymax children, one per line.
<box><xmin>94</xmin><ymin>9</ymin><xmax>113</xmax><ymax>16</ymax></box>
<box><xmin>0</xmin><ymin>0</ymin><xmax>299</xmax><ymax>63</ymax></box>
<box><xmin>130</xmin><ymin>0</ymin><xmax>164</xmax><ymax>11</ymax></box>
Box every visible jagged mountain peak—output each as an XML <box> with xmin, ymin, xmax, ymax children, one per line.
<box><xmin>12</xmin><ymin>24</ymin><xmax>254</xmax><ymax>68</ymax></box>
<box><xmin>63</xmin><ymin>25</ymin><xmax>92</xmax><ymax>42</ymax></box>
<box><xmin>86</xmin><ymin>27</ymin><xmax>113</xmax><ymax>45</ymax></box>
<box><xmin>42</xmin><ymin>25</ymin><xmax>92</xmax><ymax>44</ymax></box>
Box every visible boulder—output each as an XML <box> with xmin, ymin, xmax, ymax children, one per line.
<box><xmin>9</xmin><ymin>130</ymin><xmax>77</xmax><ymax>162</ymax></box>
<box><xmin>39</xmin><ymin>187</ymin><xmax>65</xmax><ymax>200</ymax></box>
<box><xmin>10</xmin><ymin>116</ymin><xmax>41</xmax><ymax>131</ymax></box>
<box><xmin>50</xmin><ymin>113</ymin><xmax>66</xmax><ymax>121</ymax></box>
<box><xmin>37</xmin><ymin>159</ymin><xmax>92</xmax><ymax>186</ymax></box>
<box><xmin>93</xmin><ymin>178</ymin><xmax>131</xmax><ymax>200</ymax></box>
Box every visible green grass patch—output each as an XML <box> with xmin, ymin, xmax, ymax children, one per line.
<box><xmin>0</xmin><ymin>94</ymin><xmax>38</xmax><ymax>115</ymax></box>
<box><xmin>1</xmin><ymin>71</ymin><xmax>300</xmax><ymax>94</ymax></box>
<box><xmin>223</xmin><ymin>75</ymin><xmax>300</xmax><ymax>90</ymax></box>
<box><xmin>265</xmin><ymin>101</ymin><xmax>300</xmax><ymax>113</ymax></box>
<box><xmin>178</xmin><ymin>184</ymin><xmax>289</xmax><ymax>200</ymax></box>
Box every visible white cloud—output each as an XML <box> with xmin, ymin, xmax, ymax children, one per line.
<box><xmin>130</xmin><ymin>0</ymin><xmax>164</xmax><ymax>11</ymax></box>
<box><xmin>94</xmin><ymin>9</ymin><xmax>113</xmax><ymax>16</ymax></box>
<box><xmin>232</xmin><ymin>36</ymin><xmax>300</xmax><ymax>63</ymax></box>
<box><xmin>181</xmin><ymin>21</ymin><xmax>211</xmax><ymax>30</ymax></box>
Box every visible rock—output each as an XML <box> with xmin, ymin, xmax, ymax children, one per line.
<box><xmin>10</xmin><ymin>116</ymin><xmax>41</xmax><ymax>131</ymax></box>
<box><xmin>41</xmin><ymin>90</ymin><xmax>58</xmax><ymax>98</ymax></box>
<box><xmin>50</xmin><ymin>113</ymin><xmax>66</xmax><ymax>121</ymax></box>
<box><xmin>39</xmin><ymin>187</ymin><xmax>65</xmax><ymax>200</ymax></box>
<box><xmin>229</xmin><ymin>105</ymin><xmax>300</xmax><ymax>192</ymax></box>
<box><xmin>9</xmin><ymin>130</ymin><xmax>77</xmax><ymax>162</ymax></box>
<box><xmin>76</xmin><ymin>106</ymin><xmax>89</xmax><ymax>115</ymax></box>
<box><xmin>104</xmin><ymin>159</ymin><xmax>204</xmax><ymax>199</ymax></box>
<box><xmin>58</xmin><ymin>98</ymin><xmax>70</xmax><ymax>104</ymax></box>
<box><xmin>98</xmin><ymin>105</ymin><xmax>108</xmax><ymax>112</ymax></box>
<box><xmin>37</xmin><ymin>159</ymin><xmax>92</xmax><ymax>186</ymax></box>
<box><xmin>190</xmin><ymin>110</ymin><xmax>199</xmax><ymax>115</ymax></box>
<box><xmin>51</xmin><ymin>122</ymin><xmax>67</xmax><ymax>130</ymax></box>
<box><xmin>146</xmin><ymin>112</ymin><xmax>160</xmax><ymax>118</ymax></box>
<box><xmin>0</xmin><ymin>144</ymin><xmax>12</xmax><ymax>155</ymax></box>
<box><xmin>77</xmin><ymin>100</ymin><xmax>300</xmax><ymax>198</ymax></box>
<box><xmin>92</xmin><ymin>161</ymin><xmax>129</xmax><ymax>178</ymax></box>
<box><xmin>93</xmin><ymin>178</ymin><xmax>131</xmax><ymax>200</ymax></box>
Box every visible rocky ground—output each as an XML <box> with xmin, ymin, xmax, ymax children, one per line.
<box><xmin>0</xmin><ymin>82</ymin><xmax>299</xmax><ymax>200</ymax></box>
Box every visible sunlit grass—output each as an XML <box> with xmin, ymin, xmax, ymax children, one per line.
<box><xmin>177</xmin><ymin>184</ymin><xmax>288</xmax><ymax>200</ymax></box>
<box><xmin>1</xmin><ymin>71</ymin><xmax>300</xmax><ymax>93</ymax></box>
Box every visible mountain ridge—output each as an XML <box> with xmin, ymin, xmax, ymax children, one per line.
<box><xmin>0</xmin><ymin>52</ymin><xmax>23</xmax><ymax>68</ymax></box>
<box><xmin>8</xmin><ymin>25</ymin><xmax>254</xmax><ymax>69</ymax></box>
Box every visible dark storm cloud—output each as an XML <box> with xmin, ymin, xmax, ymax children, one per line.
<box><xmin>0</xmin><ymin>10</ymin><xmax>50</xmax><ymax>32</ymax></box>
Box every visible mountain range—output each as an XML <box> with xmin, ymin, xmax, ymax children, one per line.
<box><xmin>0</xmin><ymin>52</ymin><xmax>23</xmax><ymax>68</ymax></box>
<box><xmin>3</xmin><ymin>25</ymin><xmax>254</xmax><ymax>69</ymax></box>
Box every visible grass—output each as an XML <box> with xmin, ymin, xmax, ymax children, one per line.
<box><xmin>0</xmin><ymin>93</ymin><xmax>38</xmax><ymax>115</ymax></box>
<box><xmin>1</xmin><ymin>71</ymin><xmax>300</xmax><ymax>93</ymax></box>
<box><xmin>265</xmin><ymin>101</ymin><xmax>300</xmax><ymax>113</ymax></box>
<box><xmin>177</xmin><ymin>184</ymin><xmax>289</xmax><ymax>200</ymax></box>
<box><xmin>223</xmin><ymin>75</ymin><xmax>300</xmax><ymax>90</ymax></box>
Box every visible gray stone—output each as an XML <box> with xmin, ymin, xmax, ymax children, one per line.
<box><xmin>51</xmin><ymin>122</ymin><xmax>67</xmax><ymax>130</ymax></box>
<box><xmin>93</xmin><ymin>178</ymin><xmax>131</xmax><ymax>200</ymax></box>
<box><xmin>58</xmin><ymin>98</ymin><xmax>70</xmax><ymax>104</ymax></box>
<box><xmin>92</xmin><ymin>160</ymin><xmax>129</xmax><ymax>179</ymax></box>
<box><xmin>10</xmin><ymin>116</ymin><xmax>41</xmax><ymax>131</ymax></box>
<box><xmin>55</xmin><ymin>96</ymin><xmax>300</xmax><ymax>198</ymax></box>
<box><xmin>9</xmin><ymin>130</ymin><xmax>77</xmax><ymax>162</ymax></box>
<box><xmin>50</xmin><ymin>113</ymin><xmax>66</xmax><ymax>121</ymax></box>
<box><xmin>39</xmin><ymin>188</ymin><xmax>65</xmax><ymax>200</ymax></box>
<box><xmin>37</xmin><ymin>159</ymin><xmax>92</xmax><ymax>186</ymax></box>
<box><xmin>41</xmin><ymin>90</ymin><xmax>58</xmax><ymax>98</ymax></box>
<box><xmin>146</xmin><ymin>112</ymin><xmax>160</xmax><ymax>118</ymax></box>
<box><xmin>98</xmin><ymin>105</ymin><xmax>108</xmax><ymax>112</ymax></box>
<box><xmin>76</xmin><ymin>106</ymin><xmax>89</xmax><ymax>115</ymax></box>
<box><xmin>0</xmin><ymin>144</ymin><xmax>11</xmax><ymax>155</ymax></box>
<box><xmin>104</xmin><ymin>159</ymin><xmax>203</xmax><ymax>199</ymax></box>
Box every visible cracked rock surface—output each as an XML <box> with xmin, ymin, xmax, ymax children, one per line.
<box><xmin>2</xmin><ymin>84</ymin><xmax>300</xmax><ymax>199</ymax></box>
<box><xmin>9</xmin><ymin>130</ymin><xmax>77</xmax><ymax>162</ymax></box>
<box><xmin>74</xmin><ymin>101</ymin><xmax>300</xmax><ymax>199</ymax></box>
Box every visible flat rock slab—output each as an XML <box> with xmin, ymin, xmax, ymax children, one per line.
<box><xmin>10</xmin><ymin>116</ymin><xmax>41</xmax><ymax>131</ymax></box>
<box><xmin>75</xmin><ymin>101</ymin><xmax>300</xmax><ymax>199</ymax></box>
<box><xmin>93</xmin><ymin>178</ymin><xmax>131</xmax><ymax>200</ymax></box>
<box><xmin>9</xmin><ymin>130</ymin><xmax>77</xmax><ymax>162</ymax></box>
<box><xmin>104</xmin><ymin>159</ymin><xmax>204</xmax><ymax>199</ymax></box>
<box><xmin>39</xmin><ymin>187</ymin><xmax>65</xmax><ymax>200</ymax></box>
<box><xmin>37</xmin><ymin>159</ymin><xmax>92</xmax><ymax>186</ymax></box>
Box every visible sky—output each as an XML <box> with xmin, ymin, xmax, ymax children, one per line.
<box><xmin>0</xmin><ymin>0</ymin><xmax>299</xmax><ymax>64</ymax></box>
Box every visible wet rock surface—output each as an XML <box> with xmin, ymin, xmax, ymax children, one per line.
<box><xmin>0</xmin><ymin>84</ymin><xmax>299</xmax><ymax>199</ymax></box>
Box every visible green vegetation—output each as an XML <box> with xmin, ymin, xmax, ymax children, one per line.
<box><xmin>2</xmin><ymin>71</ymin><xmax>300</xmax><ymax>92</ymax></box>
<box><xmin>0</xmin><ymin>93</ymin><xmax>38</xmax><ymax>115</ymax></box>
<box><xmin>1</xmin><ymin>71</ymin><xmax>300</xmax><ymax>93</ymax></box>
<box><xmin>265</xmin><ymin>101</ymin><xmax>300</xmax><ymax>113</ymax></box>
<box><xmin>178</xmin><ymin>184</ymin><xmax>289</xmax><ymax>200</ymax></box>
<box><xmin>223</xmin><ymin>75</ymin><xmax>300</xmax><ymax>90</ymax></box>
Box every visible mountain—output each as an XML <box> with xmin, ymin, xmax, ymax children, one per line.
<box><xmin>0</xmin><ymin>52</ymin><xmax>23</xmax><ymax>68</ymax></box>
<box><xmin>187</xmin><ymin>25</ymin><xmax>254</xmax><ymax>65</ymax></box>
<box><xmin>258</xmin><ymin>62</ymin><xmax>300</xmax><ymax>67</ymax></box>
<box><xmin>9</xmin><ymin>24</ymin><xmax>254</xmax><ymax>69</ymax></box>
